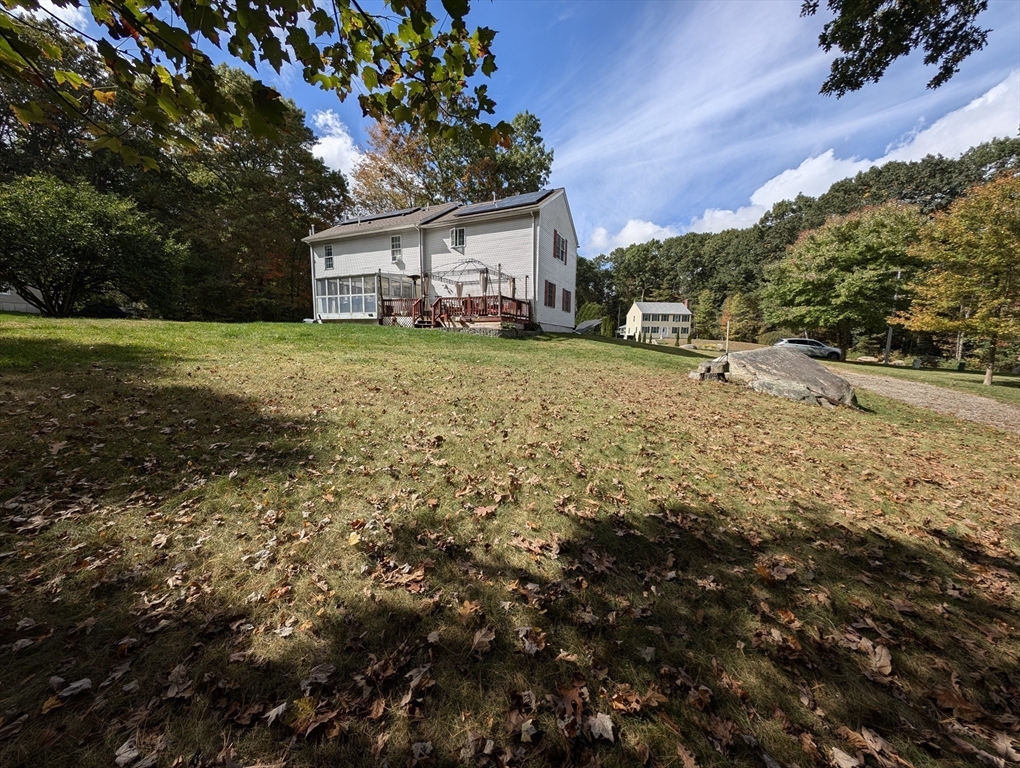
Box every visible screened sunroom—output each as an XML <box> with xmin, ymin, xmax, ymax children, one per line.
<box><xmin>314</xmin><ymin>274</ymin><xmax>420</xmax><ymax>320</ymax></box>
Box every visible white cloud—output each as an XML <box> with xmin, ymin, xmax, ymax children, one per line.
<box><xmin>311</xmin><ymin>110</ymin><xmax>363</xmax><ymax>177</ymax></box>
<box><xmin>687</xmin><ymin>205</ymin><xmax>767</xmax><ymax>234</ymax></box>
<box><xmin>542</xmin><ymin>0</ymin><xmax>1018</xmax><ymax>249</ymax></box>
<box><xmin>687</xmin><ymin>70</ymin><xmax>1020</xmax><ymax>233</ymax></box>
<box><xmin>34</xmin><ymin>0</ymin><xmax>89</xmax><ymax>29</ymax></box>
<box><xmin>587</xmin><ymin>219</ymin><xmax>680</xmax><ymax>252</ymax></box>
<box><xmin>882</xmin><ymin>71</ymin><xmax>1020</xmax><ymax>162</ymax></box>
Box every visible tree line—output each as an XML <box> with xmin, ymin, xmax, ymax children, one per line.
<box><xmin>0</xmin><ymin>22</ymin><xmax>553</xmax><ymax>321</ymax></box>
<box><xmin>575</xmin><ymin>137</ymin><xmax>1020</xmax><ymax>381</ymax></box>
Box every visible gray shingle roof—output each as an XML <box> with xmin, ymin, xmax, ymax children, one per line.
<box><xmin>303</xmin><ymin>202</ymin><xmax>459</xmax><ymax>243</ymax></box>
<box><xmin>303</xmin><ymin>189</ymin><xmax>562</xmax><ymax>244</ymax></box>
<box><xmin>633</xmin><ymin>302</ymin><xmax>692</xmax><ymax>314</ymax></box>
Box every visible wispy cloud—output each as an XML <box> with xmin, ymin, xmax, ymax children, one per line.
<box><xmin>687</xmin><ymin>70</ymin><xmax>1020</xmax><ymax>232</ymax></box>
<box><xmin>544</xmin><ymin>0</ymin><xmax>1019</xmax><ymax>252</ymax></box>
<box><xmin>311</xmin><ymin>110</ymin><xmax>363</xmax><ymax>177</ymax></box>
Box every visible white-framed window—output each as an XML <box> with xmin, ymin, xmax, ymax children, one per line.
<box><xmin>391</xmin><ymin>235</ymin><xmax>402</xmax><ymax>263</ymax></box>
<box><xmin>562</xmin><ymin>288</ymin><xmax>572</xmax><ymax>314</ymax></box>
<box><xmin>316</xmin><ymin>275</ymin><xmax>377</xmax><ymax>317</ymax></box>
<box><xmin>324</xmin><ymin>245</ymin><xmax>333</xmax><ymax>271</ymax></box>
<box><xmin>379</xmin><ymin>274</ymin><xmax>414</xmax><ymax>299</ymax></box>
<box><xmin>553</xmin><ymin>230</ymin><xmax>568</xmax><ymax>263</ymax></box>
<box><xmin>451</xmin><ymin>228</ymin><xmax>465</xmax><ymax>248</ymax></box>
<box><xmin>681</xmin><ymin>326</ymin><xmax>689</xmax><ymax>334</ymax></box>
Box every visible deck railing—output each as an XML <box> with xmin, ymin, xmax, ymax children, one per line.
<box><xmin>430</xmin><ymin>294</ymin><xmax>530</xmax><ymax>326</ymax></box>
<box><xmin>382</xmin><ymin>294</ymin><xmax>530</xmax><ymax>326</ymax></box>
<box><xmin>380</xmin><ymin>297</ymin><xmax>417</xmax><ymax>317</ymax></box>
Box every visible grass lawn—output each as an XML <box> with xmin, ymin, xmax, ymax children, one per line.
<box><xmin>1</xmin><ymin>315</ymin><xmax>1018</xmax><ymax>768</ymax></box>
<box><xmin>827</xmin><ymin>359</ymin><xmax>1020</xmax><ymax>408</ymax></box>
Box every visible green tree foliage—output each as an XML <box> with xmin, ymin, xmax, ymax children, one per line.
<box><xmin>575</xmin><ymin>255</ymin><xmax>612</xmax><ymax>309</ymax></box>
<box><xmin>815</xmin><ymin>139</ymin><xmax>1020</xmax><ymax>215</ymax></box>
<box><xmin>719</xmin><ymin>292</ymin><xmax>762</xmax><ymax>342</ymax></box>
<box><xmin>802</xmin><ymin>0</ymin><xmax>991</xmax><ymax>97</ymax></box>
<box><xmin>0</xmin><ymin>0</ymin><xmax>507</xmax><ymax>166</ymax></box>
<box><xmin>352</xmin><ymin>110</ymin><xmax>552</xmax><ymax>211</ymax></box>
<box><xmin>610</xmin><ymin>241</ymin><xmax>664</xmax><ymax>304</ymax></box>
<box><xmin>0</xmin><ymin>20</ymin><xmax>114</xmax><ymax>183</ymax></box>
<box><xmin>0</xmin><ymin>175</ymin><xmax>183</xmax><ymax>316</ymax></box>
<box><xmin>580</xmin><ymin>139</ymin><xmax>1020</xmax><ymax>342</ymax></box>
<box><xmin>692</xmin><ymin>289</ymin><xmax>719</xmax><ymax>340</ymax></box>
<box><xmin>574</xmin><ymin>302</ymin><xmax>606</xmax><ymax>323</ymax></box>
<box><xmin>170</xmin><ymin>67</ymin><xmax>349</xmax><ymax>321</ymax></box>
<box><xmin>1</xmin><ymin>28</ymin><xmax>349</xmax><ymax>321</ymax></box>
<box><xmin>904</xmin><ymin>174</ymin><xmax>1020</xmax><ymax>385</ymax></box>
<box><xmin>761</xmin><ymin>203</ymin><xmax>924</xmax><ymax>356</ymax></box>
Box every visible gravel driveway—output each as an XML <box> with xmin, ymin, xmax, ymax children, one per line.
<box><xmin>836</xmin><ymin>370</ymin><xmax>1020</xmax><ymax>435</ymax></box>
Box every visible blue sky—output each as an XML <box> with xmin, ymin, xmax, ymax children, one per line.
<box><xmin>39</xmin><ymin>0</ymin><xmax>1020</xmax><ymax>256</ymax></box>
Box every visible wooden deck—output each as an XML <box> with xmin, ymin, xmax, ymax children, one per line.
<box><xmin>381</xmin><ymin>295</ymin><xmax>530</xmax><ymax>328</ymax></box>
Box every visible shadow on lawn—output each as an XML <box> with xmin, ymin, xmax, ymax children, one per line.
<box><xmin>2</xmin><ymin>488</ymin><xmax>1018</xmax><ymax>766</ymax></box>
<box><xmin>0</xmin><ymin>336</ymin><xmax>325</xmax><ymax>765</ymax></box>
<box><xmin>1</xmin><ymin>343</ymin><xmax>1017</xmax><ymax>766</ymax></box>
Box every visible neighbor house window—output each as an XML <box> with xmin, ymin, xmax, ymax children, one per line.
<box><xmin>391</xmin><ymin>235</ymin><xmax>402</xmax><ymax>263</ymax></box>
<box><xmin>324</xmin><ymin>245</ymin><xmax>333</xmax><ymax>271</ymax></box>
<box><xmin>451</xmin><ymin>228</ymin><xmax>465</xmax><ymax>248</ymax></box>
<box><xmin>562</xmin><ymin>288</ymin><xmax>572</xmax><ymax>313</ymax></box>
<box><xmin>681</xmin><ymin>326</ymin><xmax>689</xmax><ymax>334</ymax></box>
<box><xmin>544</xmin><ymin>280</ymin><xmax>557</xmax><ymax>308</ymax></box>
<box><xmin>553</xmin><ymin>231</ymin><xmax>568</xmax><ymax>263</ymax></box>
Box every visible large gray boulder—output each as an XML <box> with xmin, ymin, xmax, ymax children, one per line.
<box><xmin>692</xmin><ymin>347</ymin><xmax>857</xmax><ymax>407</ymax></box>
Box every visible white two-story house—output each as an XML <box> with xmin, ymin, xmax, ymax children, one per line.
<box><xmin>624</xmin><ymin>301</ymin><xmax>693</xmax><ymax>340</ymax></box>
<box><xmin>302</xmin><ymin>189</ymin><xmax>578</xmax><ymax>332</ymax></box>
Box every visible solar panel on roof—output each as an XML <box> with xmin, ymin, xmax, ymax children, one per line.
<box><xmin>337</xmin><ymin>207</ymin><xmax>421</xmax><ymax>226</ymax></box>
<box><xmin>453</xmin><ymin>189</ymin><xmax>552</xmax><ymax>217</ymax></box>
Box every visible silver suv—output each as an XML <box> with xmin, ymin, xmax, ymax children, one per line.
<box><xmin>774</xmin><ymin>338</ymin><xmax>841</xmax><ymax>360</ymax></box>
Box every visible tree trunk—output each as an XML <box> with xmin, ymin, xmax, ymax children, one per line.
<box><xmin>838</xmin><ymin>320</ymin><xmax>852</xmax><ymax>361</ymax></box>
<box><xmin>984</xmin><ymin>336</ymin><xmax>997</xmax><ymax>385</ymax></box>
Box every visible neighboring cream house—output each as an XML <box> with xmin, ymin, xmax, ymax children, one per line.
<box><xmin>0</xmin><ymin>288</ymin><xmax>40</xmax><ymax>314</ymax></box>
<box><xmin>624</xmin><ymin>301</ymin><xmax>692</xmax><ymax>340</ymax></box>
<box><xmin>302</xmin><ymin>189</ymin><xmax>578</xmax><ymax>332</ymax></box>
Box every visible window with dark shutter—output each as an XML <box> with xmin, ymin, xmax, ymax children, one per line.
<box><xmin>544</xmin><ymin>280</ymin><xmax>557</xmax><ymax>308</ymax></box>
<box><xmin>562</xmin><ymin>289</ymin><xmax>571</xmax><ymax>314</ymax></box>
<box><xmin>552</xmin><ymin>231</ymin><xmax>568</xmax><ymax>263</ymax></box>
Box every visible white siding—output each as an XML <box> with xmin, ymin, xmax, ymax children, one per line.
<box><xmin>423</xmin><ymin>214</ymin><xmax>533</xmax><ymax>301</ymax></box>
<box><xmin>626</xmin><ymin>306</ymin><xmax>642</xmax><ymax>338</ymax></box>
<box><xmin>535</xmin><ymin>192</ymin><xmax>577</xmax><ymax>332</ymax></box>
<box><xmin>0</xmin><ymin>289</ymin><xmax>41</xmax><ymax>314</ymax></box>
<box><xmin>312</xmin><ymin>227</ymin><xmax>421</xmax><ymax>278</ymax></box>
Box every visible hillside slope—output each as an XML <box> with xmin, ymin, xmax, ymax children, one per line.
<box><xmin>1</xmin><ymin>317</ymin><xmax>1018</xmax><ymax>767</ymax></box>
